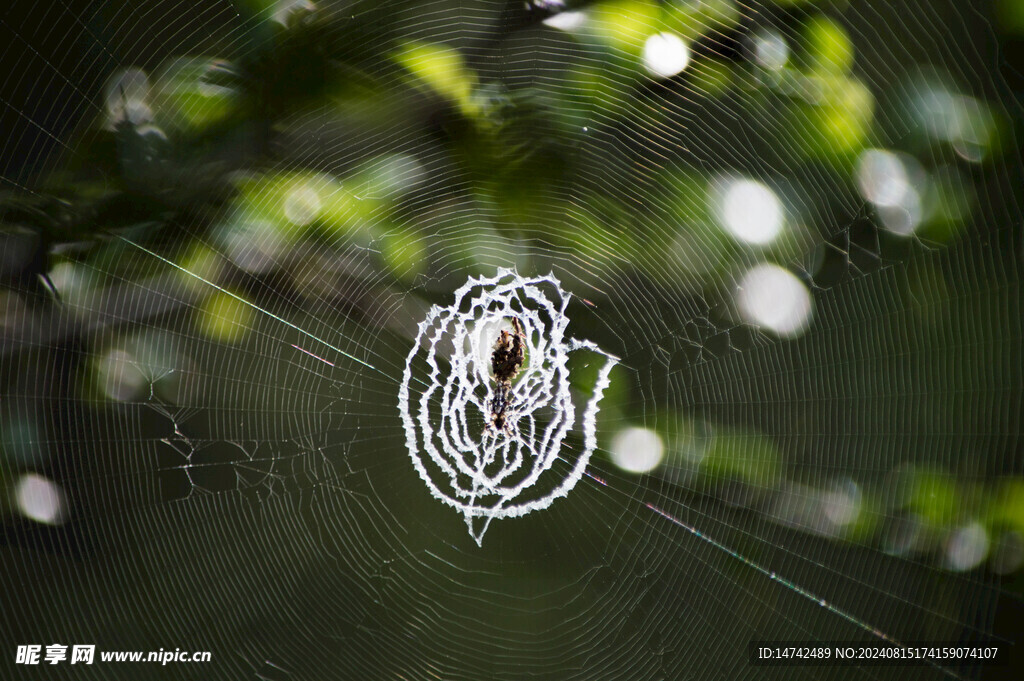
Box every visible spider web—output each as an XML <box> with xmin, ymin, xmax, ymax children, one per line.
<box><xmin>398</xmin><ymin>268</ymin><xmax>618</xmax><ymax>545</ymax></box>
<box><xmin>1</xmin><ymin>0</ymin><xmax>1022</xmax><ymax>679</ymax></box>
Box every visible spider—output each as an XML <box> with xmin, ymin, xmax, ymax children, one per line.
<box><xmin>488</xmin><ymin>317</ymin><xmax>526</xmax><ymax>434</ymax></box>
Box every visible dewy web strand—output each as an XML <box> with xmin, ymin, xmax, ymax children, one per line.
<box><xmin>119</xmin><ymin>234</ymin><xmax>393</xmax><ymax>380</ymax></box>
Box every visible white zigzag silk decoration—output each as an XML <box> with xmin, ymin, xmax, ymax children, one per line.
<box><xmin>398</xmin><ymin>269</ymin><xmax>618</xmax><ymax>545</ymax></box>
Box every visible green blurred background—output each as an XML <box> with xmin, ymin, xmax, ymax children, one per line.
<box><xmin>1</xmin><ymin>0</ymin><xmax>1023</xmax><ymax>678</ymax></box>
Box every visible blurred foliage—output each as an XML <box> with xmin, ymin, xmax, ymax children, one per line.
<box><xmin>0</xmin><ymin>0</ymin><xmax>1021</xmax><ymax>581</ymax></box>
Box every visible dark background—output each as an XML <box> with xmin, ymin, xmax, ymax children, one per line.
<box><xmin>1</xmin><ymin>0</ymin><xmax>1023</xmax><ymax>679</ymax></box>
